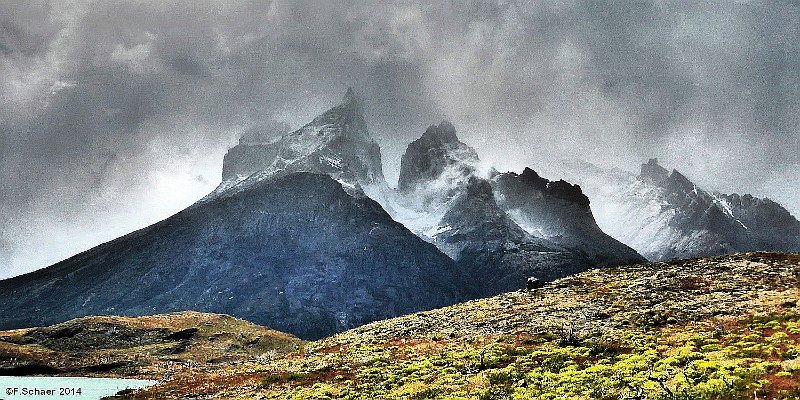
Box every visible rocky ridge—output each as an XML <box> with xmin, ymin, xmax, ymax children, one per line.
<box><xmin>0</xmin><ymin>93</ymin><xmax>468</xmax><ymax>340</ymax></box>
<box><xmin>548</xmin><ymin>158</ymin><xmax>800</xmax><ymax>261</ymax></box>
<box><xmin>388</xmin><ymin>121</ymin><xmax>644</xmax><ymax>295</ymax></box>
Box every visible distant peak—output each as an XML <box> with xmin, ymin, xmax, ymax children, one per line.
<box><xmin>341</xmin><ymin>87</ymin><xmax>363</xmax><ymax>112</ymax></box>
<box><xmin>639</xmin><ymin>158</ymin><xmax>670</xmax><ymax>183</ymax></box>
<box><xmin>520</xmin><ymin>167</ymin><xmax>542</xmax><ymax>181</ymax></box>
<box><xmin>638</xmin><ymin>159</ymin><xmax>696</xmax><ymax>192</ymax></box>
<box><xmin>307</xmin><ymin>87</ymin><xmax>366</xmax><ymax>128</ymax></box>
<box><xmin>421</xmin><ymin>120</ymin><xmax>459</xmax><ymax>144</ymax></box>
<box><xmin>547</xmin><ymin>179</ymin><xmax>590</xmax><ymax>207</ymax></box>
<box><xmin>397</xmin><ymin>120</ymin><xmax>479</xmax><ymax>192</ymax></box>
<box><xmin>519</xmin><ymin>167</ymin><xmax>548</xmax><ymax>189</ymax></box>
<box><xmin>343</xmin><ymin>86</ymin><xmax>356</xmax><ymax>102</ymax></box>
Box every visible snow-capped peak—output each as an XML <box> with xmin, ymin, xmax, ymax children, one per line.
<box><xmin>204</xmin><ymin>88</ymin><xmax>385</xmax><ymax>202</ymax></box>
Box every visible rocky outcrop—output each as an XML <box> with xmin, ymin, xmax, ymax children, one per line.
<box><xmin>431</xmin><ymin>177</ymin><xmax>584</xmax><ymax>295</ymax></box>
<box><xmin>397</xmin><ymin>120</ymin><xmax>479</xmax><ymax>193</ymax></box>
<box><xmin>389</xmin><ymin>122</ymin><xmax>643</xmax><ymax>295</ymax></box>
<box><xmin>491</xmin><ymin>168</ymin><xmax>644</xmax><ymax>267</ymax></box>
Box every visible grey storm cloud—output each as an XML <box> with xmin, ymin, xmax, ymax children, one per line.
<box><xmin>1</xmin><ymin>0</ymin><xmax>798</xmax><ymax>277</ymax></box>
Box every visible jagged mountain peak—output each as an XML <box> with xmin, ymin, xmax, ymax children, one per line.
<box><xmin>519</xmin><ymin>167</ymin><xmax>547</xmax><ymax>186</ymax></box>
<box><xmin>496</xmin><ymin>167</ymin><xmax>589</xmax><ymax>207</ymax></box>
<box><xmin>489</xmin><ymin>167</ymin><xmax>643</xmax><ymax>267</ymax></box>
<box><xmin>547</xmin><ymin>179</ymin><xmax>590</xmax><ymax>207</ymax></box>
<box><xmin>343</xmin><ymin>86</ymin><xmax>357</xmax><ymax>101</ymax></box>
<box><xmin>435</xmin><ymin>176</ymin><xmax>534</xmax><ymax>266</ymax></box>
<box><xmin>420</xmin><ymin>120</ymin><xmax>459</xmax><ymax>145</ymax></box>
<box><xmin>301</xmin><ymin>88</ymin><xmax>367</xmax><ymax>138</ymax></box>
<box><xmin>341</xmin><ymin>87</ymin><xmax>364</xmax><ymax>111</ymax></box>
<box><xmin>639</xmin><ymin>158</ymin><xmax>670</xmax><ymax>183</ymax></box>
<box><xmin>339</xmin><ymin>87</ymin><xmax>364</xmax><ymax>114</ymax></box>
<box><xmin>667</xmin><ymin>169</ymin><xmax>693</xmax><ymax>187</ymax></box>
<box><xmin>556</xmin><ymin>159</ymin><xmax>800</xmax><ymax>261</ymax></box>
<box><xmin>638</xmin><ymin>159</ymin><xmax>697</xmax><ymax>194</ymax></box>
<box><xmin>390</xmin><ymin>126</ymin><xmax>644</xmax><ymax>293</ymax></box>
<box><xmin>214</xmin><ymin>88</ymin><xmax>384</xmax><ymax>196</ymax></box>
<box><xmin>397</xmin><ymin>121</ymin><xmax>479</xmax><ymax>193</ymax></box>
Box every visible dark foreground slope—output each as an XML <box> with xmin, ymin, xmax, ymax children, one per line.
<box><xmin>0</xmin><ymin>173</ymin><xmax>463</xmax><ymax>339</ymax></box>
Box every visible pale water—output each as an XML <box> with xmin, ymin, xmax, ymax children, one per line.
<box><xmin>0</xmin><ymin>377</ymin><xmax>156</xmax><ymax>400</ymax></box>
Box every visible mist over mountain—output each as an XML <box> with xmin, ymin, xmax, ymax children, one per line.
<box><xmin>0</xmin><ymin>93</ymin><xmax>466</xmax><ymax>339</ymax></box>
<box><xmin>2</xmin><ymin>1</ymin><xmax>798</xmax><ymax>278</ymax></box>
<box><xmin>211</xmin><ymin>92</ymin><xmax>647</xmax><ymax>290</ymax></box>
<box><xmin>545</xmin><ymin>159</ymin><xmax>800</xmax><ymax>261</ymax></box>
<box><xmin>216</xmin><ymin>88</ymin><xmax>385</xmax><ymax>195</ymax></box>
<box><xmin>0</xmin><ymin>90</ymin><xmax>649</xmax><ymax>336</ymax></box>
<box><xmin>381</xmin><ymin>119</ymin><xmax>644</xmax><ymax>295</ymax></box>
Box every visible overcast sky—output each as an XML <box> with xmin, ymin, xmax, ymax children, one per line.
<box><xmin>1</xmin><ymin>0</ymin><xmax>798</xmax><ymax>278</ymax></box>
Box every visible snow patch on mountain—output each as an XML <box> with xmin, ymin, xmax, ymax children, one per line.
<box><xmin>547</xmin><ymin>158</ymin><xmax>800</xmax><ymax>261</ymax></box>
<box><xmin>203</xmin><ymin>88</ymin><xmax>384</xmax><ymax>203</ymax></box>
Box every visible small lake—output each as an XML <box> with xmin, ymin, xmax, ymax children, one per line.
<box><xmin>0</xmin><ymin>376</ymin><xmax>156</xmax><ymax>400</ymax></box>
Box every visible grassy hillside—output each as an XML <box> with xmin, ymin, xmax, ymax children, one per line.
<box><xmin>3</xmin><ymin>253</ymin><xmax>800</xmax><ymax>399</ymax></box>
<box><xmin>0</xmin><ymin>312</ymin><xmax>301</xmax><ymax>379</ymax></box>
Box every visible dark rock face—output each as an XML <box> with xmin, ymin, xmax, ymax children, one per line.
<box><xmin>432</xmin><ymin>177</ymin><xmax>587</xmax><ymax>296</ymax></box>
<box><xmin>639</xmin><ymin>158</ymin><xmax>670</xmax><ymax>183</ymax></box>
<box><xmin>397</xmin><ymin>120</ymin><xmax>479</xmax><ymax>193</ymax></box>
<box><xmin>720</xmin><ymin>194</ymin><xmax>800</xmax><ymax>251</ymax></box>
<box><xmin>491</xmin><ymin>169</ymin><xmax>644</xmax><ymax>267</ymax></box>
<box><xmin>503</xmin><ymin>167</ymin><xmax>590</xmax><ymax>207</ymax></box>
<box><xmin>392</xmin><ymin>122</ymin><xmax>643</xmax><ymax>295</ymax></box>
<box><xmin>0</xmin><ymin>173</ymin><xmax>463</xmax><ymax>340</ymax></box>
<box><xmin>434</xmin><ymin>177</ymin><xmax>530</xmax><ymax>263</ymax></box>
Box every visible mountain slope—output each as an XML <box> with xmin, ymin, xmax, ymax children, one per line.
<box><xmin>387</xmin><ymin>122</ymin><xmax>643</xmax><ymax>295</ymax></box>
<box><xmin>432</xmin><ymin>177</ymin><xmax>578</xmax><ymax>295</ymax></box>
<box><xmin>1</xmin><ymin>119</ymin><xmax>467</xmax><ymax>342</ymax></box>
<box><xmin>551</xmin><ymin>159</ymin><xmax>800</xmax><ymax>261</ymax></box>
<box><xmin>40</xmin><ymin>253</ymin><xmax>797</xmax><ymax>400</ymax></box>
<box><xmin>491</xmin><ymin>167</ymin><xmax>645</xmax><ymax>267</ymax></box>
